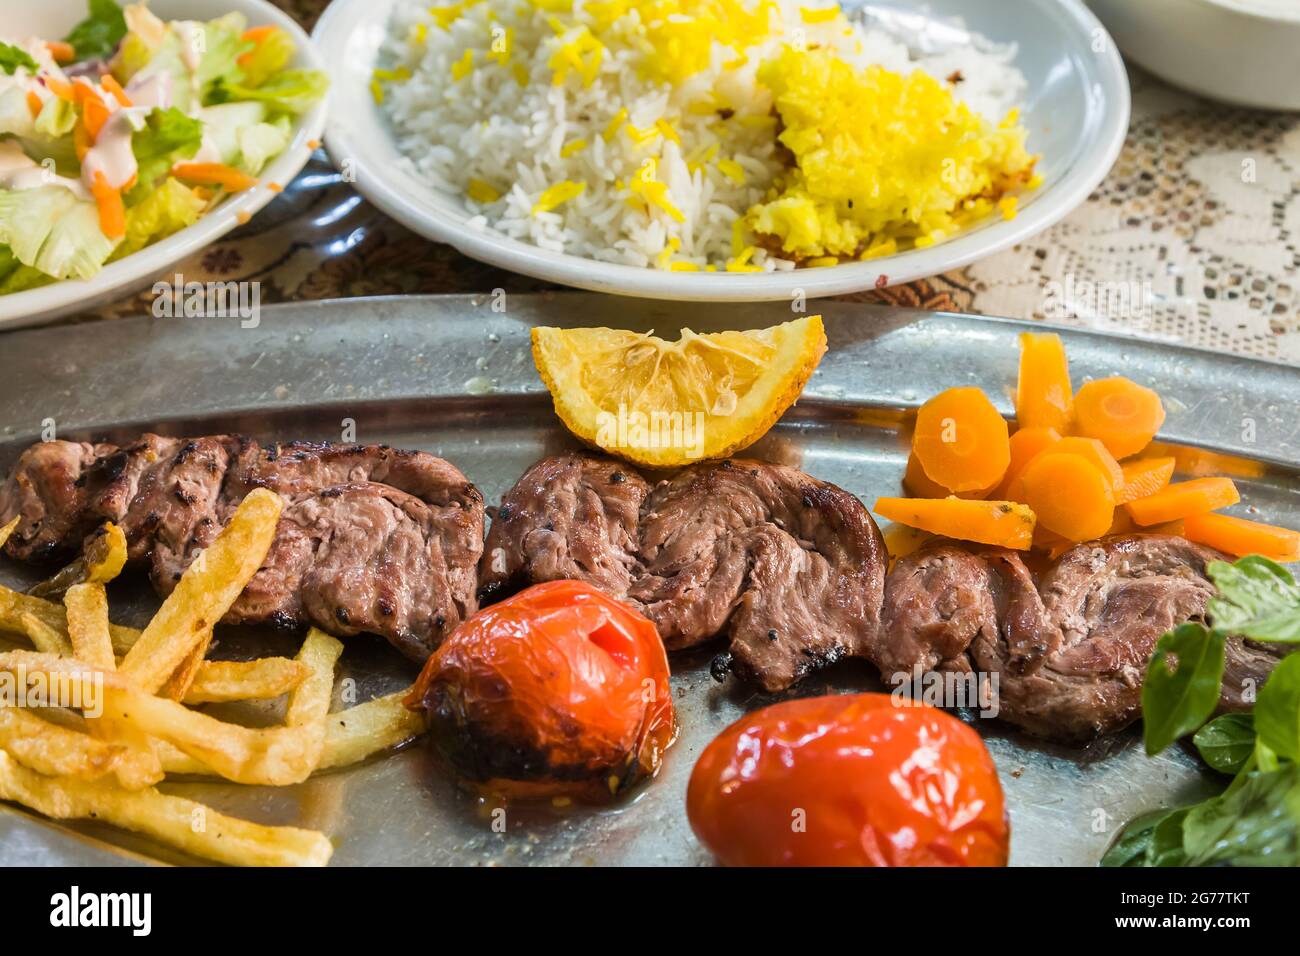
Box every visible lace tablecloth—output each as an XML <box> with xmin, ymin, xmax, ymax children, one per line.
<box><xmin>80</xmin><ymin>0</ymin><xmax>1300</xmax><ymax>366</ymax></box>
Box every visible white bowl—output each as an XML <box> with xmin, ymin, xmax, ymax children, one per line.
<box><xmin>314</xmin><ymin>0</ymin><xmax>1130</xmax><ymax>302</ymax></box>
<box><xmin>1088</xmin><ymin>0</ymin><xmax>1300</xmax><ymax>110</ymax></box>
<box><xmin>0</xmin><ymin>0</ymin><xmax>328</xmax><ymax>330</ymax></box>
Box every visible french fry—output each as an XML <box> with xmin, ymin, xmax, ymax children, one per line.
<box><xmin>18</xmin><ymin>611</ymin><xmax>72</xmax><ymax>657</ymax></box>
<box><xmin>119</xmin><ymin>489</ymin><xmax>282</xmax><ymax>693</ymax></box>
<box><xmin>317</xmin><ymin>690</ymin><xmax>427</xmax><ymax>770</ymax></box>
<box><xmin>0</xmin><ymin>631</ymin><xmax>339</xmax><ymax>786</ymax></box>
<box><xmin>0</xmin><ymin>751</ymin><xmax>333</xmax><ymax>867</ymax></box>
<box><xmin>0</xmin><ymin>516</ymin><xmax>16</xmax><ymax>548</ymax></box>
<box><xmin>0</xmin><ymin>707</ymin><xmax>125</xmax><ymax>780</ymax></box>
<box><xmin>182</xmin><ymin>657</ymin><xmax>310</xmax><ymax>704</ymax></box>
<box><xmin>161</xmin><ymin>689</ymin><xmax>427</xmax><ymax>777</ymax></box>
<box><xmin>63</xmin><ymin>584</ymin><xmax>115</xmax><ymax>670</ymax></box>
<box><xmin>158</xmin><ymin>628</ymin><xmax>213</xmax><ymax>702</ymax></box>
<box><xmin>0</xmin><ymin>584</ymin><xmax>139</xmax><ymax>655</ymax></box>
<box><xmin>28</xmin><ymin>522</ymin><xmax>127</xmax><ymax>598</ymax></box>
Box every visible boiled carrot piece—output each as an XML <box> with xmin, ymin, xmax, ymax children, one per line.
<box><xmin>1016</xmin><ymin>333</ymin><xmax>1073</xmax><ymax>431</ymax></box>
<box><xmin>903</xmin><ymin>452</ymin><xmax>994</xmax><ymax>499</ymax></box>
<box><xmin>1116</xmin><ymin>456</ymin><xmax>1175</xmax><ymax>505</ymax></box>
<box><xmin>1051</xmin><ymin>437</ymin><xmax>1124</xmax><ymax>494</ymax></box>
<box><xmin>1183</xmin><ymin>512</ymin><xmax>1300</xmax><ymax>562</ymax></box>
<box><xmin>1073</xmin><ymin>376</ymin><xmax>1166</xmax><ymax>459</ymax></box>
<box><xmin>1018</xmin><ymin>452</ymin><xmax>1115</xmax><ymax>541</ymax></box>
<box><xmin>873</xmin><ymin>497</ymin><xmax>1036</xmax><ymax>551</ymax></box>
<box><xmin>1125</xmin><ymin>477</ymin><xmax>1239</xmax><ymax>526</ymax></box>
<box><xmin>911</xmin><ymin>386</ymin><xmax>1010</xmax><ymax>494</ymax></box>
<box><xmin>994</xmin><ymin>426</ymin><xmax>1060</xmax><ymax>501</ymax></box>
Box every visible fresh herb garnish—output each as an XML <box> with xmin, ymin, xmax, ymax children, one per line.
<box><xmin>0</xmin><ymin>42</ymin><xmax>39</xmax><ymax>76</ymax></box>
<box><xmin>1103</xmin><ymin>556</ymin><xmax>1300</xmax><ymax>867</ymax></box>
<box><xmin>63</xmin><ymin>0</ymin><xmax>127</xmax><ymax>63</ymax></box>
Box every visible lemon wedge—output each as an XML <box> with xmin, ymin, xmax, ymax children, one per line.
<box><xmin>531</xmin><ymin>315</ymin><xmax>827</xmax><ymax>467</ymax></box>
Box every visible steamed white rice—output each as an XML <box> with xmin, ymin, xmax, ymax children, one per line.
<box><xmin>377</xmin><ymin>0</ymin><xmax>1028</xmax><ymax>270</ymax></box>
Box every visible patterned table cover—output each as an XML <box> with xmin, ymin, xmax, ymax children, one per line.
<box><xmin>76</xmin><ymin>0</ymin><xmax>1300</xmax><ymax>366</ymax></box>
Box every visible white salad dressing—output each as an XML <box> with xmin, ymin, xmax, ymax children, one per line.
<box><xmin>0</xmin><ymin>141</ymin><xmax>91</xmax><ymax>200</ymax></box>
<box><xmin>125</xmin><ymin>72</ymin><xmax>173</xmax><ymax>111</ymax></box>
<box><xmin>81</xmin><ymin>105</ymin><xmax>148</xmax><ymax>191</ymax></box>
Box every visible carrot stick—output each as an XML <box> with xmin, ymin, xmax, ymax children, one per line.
<box><xmin>1116</xmin><ymin>456</ymin><xmax>1175</xmax><ymax>505</ymax></box>
<box><xmin>1018</xmin><ymin>452</ymin><xmax>1115</xmax><ymax>541</ymax></box>
<box><xmin>1125</xmin><ymin>477</ymin><xmax>1239</xmax><ymax>526</ymax></box>
<box><xmin>171</xmin><ymin>162</ymin><xmax>258</xmax><ymax>192</ymax></box>
<box><xmin>26</xmin><ymin>90</ymin><xmax>43</xmax><ymax>119</ymax></box>
<box><xmin>1016</xmin><ymin>333</ymin><xmax>1073</xmax><ymax>431</ymax></box>
<box><xmin>911</xmin><ymin>386</ymin><xmax>1010</xmax><ymax>494</ymax></box>
<box><xmin>874</xmin><ymin>497</ymin><xmax>1036</xmax><ymax>551</ymax></box>
<box><xmin>1073</xmin><ymin>376</ymin><xmax>1166</xmax><ymax>459</ymax></box>
<box><xmin>74</xmin><ymin>82</ymin><xmax>111</xmax><ymax>140</ymax></box>
<box><xmin>91</xmin><ymin>171</ymin><xmax>125</xmax><ymax>241</ymax></box>
<box><xmin>44</xmin><ymin>76</ymin><xmax>76</xmax><ymax>101</ymax></box>
<box><xmin>238</xmin><ymin>25</ymin><xmax>280</xmax><ymax>67</ymax></box>
<box><xmin>45</xmin><ymin>40</ymin><xmax>76</xmax><ymax>63</ymax></box>
<box><xmin>1183</xmin><ymin>513</ymin><xmax>1300</xmax><ymax>562</ymax></box>
<box><xmin>99</xmin><ymin>74</ymin><xmax>132</xmax><ymax>108</ymax></box>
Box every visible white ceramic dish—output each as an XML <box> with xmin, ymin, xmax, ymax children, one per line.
<box><xmin>0</xmin><ymin>0</ymin><xmax>329</xmax><ymax>331</ymax></box>
<box><xmin>314</xmin><ymin>0</ymin><xmax>1130</xmax><ymax>303</ymax></box>
<box><xmin>1089</xmin><ymin>0</ymin><xmax>1300</xmax><ymax>110</ymax></box>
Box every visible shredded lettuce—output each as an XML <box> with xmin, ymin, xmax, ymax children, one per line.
<box><xmin>0</xmin><ymin>42</ymin><xmax>39</xmax><ymax>76</ymax></box>
<box><xmin>208</xmin><ymin>69</ymin><xmax>328</xmax><ymax>116</ymax></box>
<box><xmin>194</xmin><ymin>13</ymin><xmax>252</xmax><ymax>105</ymax></box>
<box><xmin>0</xmin><ymin>187</ymin><xmax>117</xmax><ymax>281</ymax></box>
<box><xmin>64</xmin><ymin>0</ymin><xmax>128</xmax><ymax>63</ymax></box>
<box><xmin>195</xmin><ymin>103</ymin><xmax>290</xmax><ymax>175</ymax></box>
<box><xmin>112</xmin><ymin>177</ymin><xmax>206</xmax><ymax>260</ymax></box>
<box><xmin>128</xmin><ymin>107</ymin><xmax>203</xmax><ymax>202</ymax></box>
<box><xmin>238</xmin><ymin>28</ymin><xmax>295</xmax><ymax>89</ymax></box>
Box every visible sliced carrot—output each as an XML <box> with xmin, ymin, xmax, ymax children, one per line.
<box><xmin>238</xmin><ymin>25</ymin><xmax>281</xmax><ymax>67</ymax></box>
<box><xmin>911</xmin><ymin>386</ymin><xmax>1010</xmax><ymax>494</ymax></box>
<box><xmin>45</xmin><ymin>40</ymin><xmax>76</xmax><ymax>63</ymax></box>
<box><xmin>91</xmin><ymin>171</ymin><xmax>125</xmax><ymax>241</ymax></box>
<box><xmin>1107</xmin><ymin>509</ymin><xmax>1136</xmax><ymax>536</ymax></box>
<box><xmin>874</xmin><ymin>497</ymin><xmax>1036</xmax><ymax>551</ymax></box>
<box><xmin>993</xmin><ymin>426</ymin><xmax>1060</xmax><ymax>500</ymax></box>
<box><xmin>1050</xmin><ymin>436</ymin><xmax>1124</xmax><ymax>494</ymax></box>
<box><xmin>44</xmin><ymin>76</ymin><xmax>76</xmax><ymax>101</ymax></box>
<box><xmin>74</xmin><ymin>82</ymin><xmax>111</xmax><ymax>140</ymax></box>
<box><xmin>1073</xmin><ymin>376</ymin><xmax>1166</xmax><ymax>459</ymax></box>
<box><xmin>1016</xmin><ymin>332</ymin><xmax>1073</xmax><ymax>431</ymax></box>
<box><xmin>903</xmin><ymin>452</ymin><xmax>993</xmax><ymax>499</ymax></box>
<box><xmin>1125</xmin><ymin>477</ymin><xmax>1240</xmax><ymax>526</ymax></box>
<box><xmin>881</xmin><ymin>523</ymin><xmax>936</xmax><ymax>562</ymax></box>
<box><xmin>26</xmin><ymin>90</ymin><xmax>43</xmax><ymax>119</ymax></box>
<box><xmin>1183</xmin><ymin>512</ymin><xmax>1300</xmax><ymax>562</ymax></box>
<box><xmin>73</xmin><ymin>121</ymin><xmax>91</xmax><ymax>162</ymax></box>
<box><xmin>99</xmin><ymin>74</ymin><xmax>132</xmax><ymax>108</ymax></box>
<box><xmin>1018</xmin><ymin>452</ymin><xmax>1115</xmax><ymax>541</ymax></box>
<box><xmin>1116</xmin><ymin>456</ymin><xmax>1175</xmax><ymax>505</ymax></box>
<box><xmin>171</xmin><ymin>162</ymin><xmax>258</xmax><ymax>192</ymax></box>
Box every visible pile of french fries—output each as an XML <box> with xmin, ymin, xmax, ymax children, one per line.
<box><xmin>0</xmin><ymin>489</ymin><xmax>427</xmax><ymax>866</ymax></box>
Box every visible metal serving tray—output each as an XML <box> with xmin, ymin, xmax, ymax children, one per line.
<box><xmin>1</xmin><ymin>294</ymin><xmax>1297</xmax><ymax>867</ymax></box>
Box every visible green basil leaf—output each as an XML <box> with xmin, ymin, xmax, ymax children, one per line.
<box><xmin>1148</xmin><ymin>808</ymin><xmax>1192</xmax><ymax>866</ymax></box>
<box><xmin>0</xmin><ymin>42</ymin><xmax>40</xmax><ymax>76</ymax></box>
<box><xmin>1208</xmin><ymin>556</ymin><xmax>1300</xmax><ymax>643</ymax></box>
<box><xmin>1142</xmin><ymin>622</ymin><xmax>1227</xmax><ymax>756</ymax></box>
<box><xmin>1100</xmin><ymin>808</ymin><xmax>1178</xmax><ymax>867</ymax></box>
<box><xmin>1182</xmin><ymin>766</ymin><xmax>1300</xmax><ymax>866</ymax></box>
<box><xmin>63</xmin><ymin>0</ymin><xmax>127</xmax><ymax>62</ymax></box>
<box><xmin>1193</xmin><ymin>713</ymin><xmax>1256</xmax><ymax>775</ymax></box>
<box><xmin>1255</xmin><ymin>654</ymin><xmax>1300</xmax><ymax>762</ymax></box>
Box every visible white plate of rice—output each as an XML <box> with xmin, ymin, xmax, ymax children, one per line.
<box><xmin>314</xmin><ymin>0</ymin><xmax>1129</xmax><ymax>301</ymax></box>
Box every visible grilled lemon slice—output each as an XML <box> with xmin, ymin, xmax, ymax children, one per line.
<box><xmin>531</xmin><ymin>315</ymin><xmax>827</xmax><ymax>467</ymax></box>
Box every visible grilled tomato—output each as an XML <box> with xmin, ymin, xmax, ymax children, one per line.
<box><xmin>687</xmin><ymin>694</ymin><xmax>1009</xmax><ymax>866</ymax></box>
<box><xmin>406</xmin><ymin>580</ymin><xmax>675</xmax><ymax>800</ymax></box>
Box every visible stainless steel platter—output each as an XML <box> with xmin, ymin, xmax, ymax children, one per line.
<box><xmin>1</xmin><ymin>294</ymin><xmax>1297</xmax><ymax>866</ymax></box>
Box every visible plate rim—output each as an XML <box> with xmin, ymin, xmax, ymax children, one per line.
<box><xmin>313</xmin><ymin>0</ymin><xmax>1131</xmax><ymax>302</ymax></box>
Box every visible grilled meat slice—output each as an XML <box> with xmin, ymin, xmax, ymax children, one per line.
<box><xmin>0</xmin><ymin>440</ymin><xmax>116</xmax><ymax>562</ymax></box>
<box><xmin>877</xmin><ymin>534</ymin><xmax>1289</xmax><ymax>742</ymax></box>
<box><xmin>631</xmin><ymin>459</ymin><xmax>886</xmax><ymax>691</ymax></box>
<box><xmin>0</xmin><ymin>435</ymin><xmax>484</xmax><ymax>661</ymax></box>
<box><xmin>479</xmin><ymin>454</ymin><xmax>887</xmax><ymax>692</ymax></box>
<box><xmin>477</xmin><ymin>453</ymin><xmax>647</xmax><ymax>606</ymax></box>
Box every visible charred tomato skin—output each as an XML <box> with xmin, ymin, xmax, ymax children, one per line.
<box><xmin>407</xmin><ymin>580</ymin><xmax>675</xmax><ymax>800</ymax></box>
<box><xmin>687</xmin><ymin>694</ymin><xmax>1009</xmax><ymax>866</ymax></box>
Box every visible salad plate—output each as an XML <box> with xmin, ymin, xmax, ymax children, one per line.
<box><xmin>313</xmin><ymin>0</ymin><xmax>1130</xmax><ymax>302</ymax></box>
<box><xmin>0</xmin><ymin>0</ymin><xmax>328</xmax><ymax>330</ymax></box>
